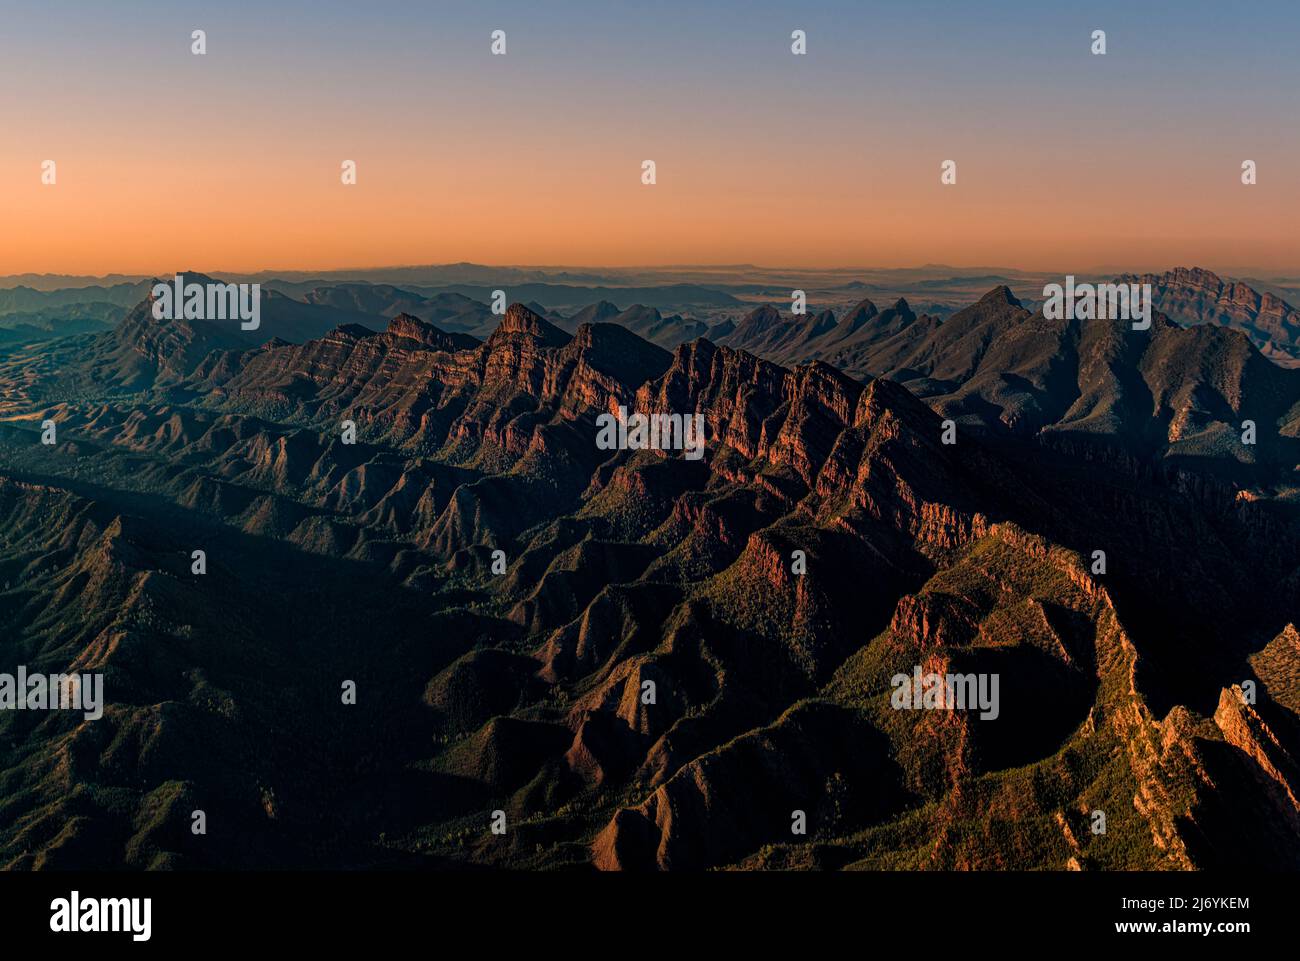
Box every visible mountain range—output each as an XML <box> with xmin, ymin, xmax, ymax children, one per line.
<box><xmin>0</xmin><ymin>271</ymin><xmax>1297</xmax><ymax>870</ymax></box>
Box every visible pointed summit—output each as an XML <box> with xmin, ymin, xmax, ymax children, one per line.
<box><xmin>488</xmin><ymin>303</ymin><xmax>570</xmax><ymax>348</ymax></box>
<box><xmin>840</xmin><ymin>298</ymin><xmax>880</xmax><ymax>330</ymax></box>
<box><xmin>977</xmin><ymin>285</ymin><xmax>1022</xmax><ymax>308</ymax></box>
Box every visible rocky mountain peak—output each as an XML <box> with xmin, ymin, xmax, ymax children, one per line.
<box><xmin>841</xmin><ymin>298</ymin><xmax>879</xmax><ymax>328</ymax></box>
<box><xmin>488</xmin><ymin>303</ymin><xmax>571</xmax><ymax>348</ymax></box>
<box><xmin>977</xmin><ymin>284</ymin><xmax>1022</xmax><ymax>308</ymax></box>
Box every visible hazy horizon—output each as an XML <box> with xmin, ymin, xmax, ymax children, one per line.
<box><xmin>4</xmin><ymin>259</ymin><xmax>1300</xmax><ymax>289</ymax></box>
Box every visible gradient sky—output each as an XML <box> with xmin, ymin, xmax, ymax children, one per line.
<box><xmin>2</xmin><ymin>0</ymin><xmax>1298</xmax><ymax>275</ymax></box>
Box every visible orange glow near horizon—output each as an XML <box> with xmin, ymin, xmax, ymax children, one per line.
<box><xmin>5</xmin><ymin>142</ymin><xmax>1297</xmax><ymax>276</ymax></box>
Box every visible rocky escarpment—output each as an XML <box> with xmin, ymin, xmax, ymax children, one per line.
<box><xmin>1122</xmin><ymin>266</ymin><xmax>1300</xmax><ymax>367</ymax></box>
